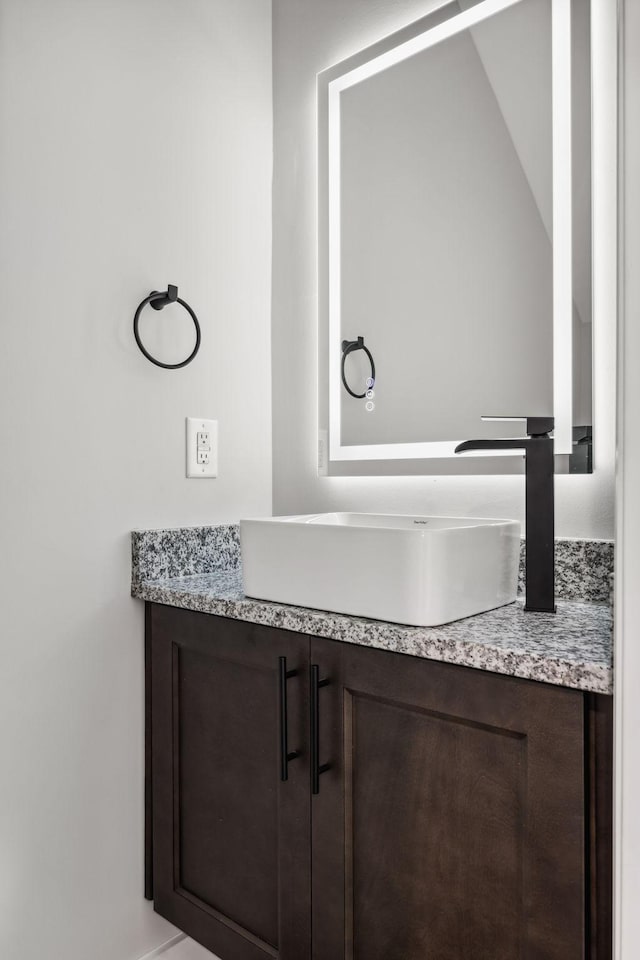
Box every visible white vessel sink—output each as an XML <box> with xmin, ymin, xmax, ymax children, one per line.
<box><xmin>240</xmin><ymin>513</ymin><xmax>521</xmax><ymax>627</ymax></box>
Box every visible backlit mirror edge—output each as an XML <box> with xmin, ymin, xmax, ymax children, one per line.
<box><xmin>318</xmin><ymin>0</ymin><xmax>592</xmax><ymax>476</ymax></box>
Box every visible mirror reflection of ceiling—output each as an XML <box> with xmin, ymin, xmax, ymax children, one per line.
<box><xmin>338</xmin><ymin>0</ymin><xmax>591</xmax><ymax>448</ymax></box>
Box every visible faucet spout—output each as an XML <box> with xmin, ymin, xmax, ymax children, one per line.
<box><xmin>454</xmin><ymin>437</ymin><xmax>526</xmax><ymax>455</ymax></box>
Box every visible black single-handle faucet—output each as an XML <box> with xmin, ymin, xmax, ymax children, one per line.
<box><xmin>455</xmin><ymin>416</ymin><xmax>556</xmax><ymax>613</ymax></box>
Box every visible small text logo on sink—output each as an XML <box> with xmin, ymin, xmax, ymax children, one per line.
<box><xmin>413</xmin><ymin>519</ymin><xmax>429</xmax><ymax>525</ymax></box>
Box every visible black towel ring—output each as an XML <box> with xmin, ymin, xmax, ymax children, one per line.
<box><xmin>133</xmin><ymin>284</ymin><xmax>201</xmax><ymax>370</ymax></box>
<box><xmin>341</xmin><ymin>336</ymin><xmax>376</xmax><ymax>399</ymax></box>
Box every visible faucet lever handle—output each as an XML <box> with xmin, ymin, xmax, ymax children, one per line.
<box><xmin>481</xmin><ymin>415</ymin><xmax>554</xmax><ymax>437</ymax></box>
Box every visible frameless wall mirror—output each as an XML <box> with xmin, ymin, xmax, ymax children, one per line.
<box><xmin>318</xmin><ymin>0</ymin><xmax>592</xmax><ymax>477</ymax></box>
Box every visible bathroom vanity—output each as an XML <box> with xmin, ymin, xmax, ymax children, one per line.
<box><xmin>134</xmin><ymin>0</ymin><xmax>613</xmax><ymax>952</ymax></box>
<box><xmin>134</xmin><ymin>525</ymin><xmax>613</xmax><ymax>960</ymax></box>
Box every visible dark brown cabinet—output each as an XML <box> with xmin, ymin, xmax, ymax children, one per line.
<box><xmin>149</xmin><ymin>605</ymin><xmax>311</xmax><ymax>960</ymax></box>
<box><xmin>146</xmin><ymin>604</ymin><xmax>612</xmax><ymax>960</ymax></box>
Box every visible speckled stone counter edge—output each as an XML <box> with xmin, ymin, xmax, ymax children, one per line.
<box><xmin>132</xmin><ymin>569</ymin><xmax>613</xmax><ymax>695</ymax></box>
<box><xmin>132</xmin><ymin>523</ymin><xmax>614</xmax><ymax>603</ymax></box>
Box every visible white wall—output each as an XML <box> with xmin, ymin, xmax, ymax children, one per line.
<box><xmin>272</xmin><ymin>0</ymin><xmax>616</xmax><ymax>538</ymax></box>
<box><xmin>0</xmin><ymin>2</ymin><xmax>272</xmax><ymax>959</ymax></box>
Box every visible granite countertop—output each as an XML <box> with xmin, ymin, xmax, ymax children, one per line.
<box><xmin>132</xmin><ymin>565</ymin><xmax>613</xmax><ymax>696</ymax></box>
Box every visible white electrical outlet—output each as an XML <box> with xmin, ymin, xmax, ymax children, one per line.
<box><xmin>186</xmin><ymin>418</ymin><xmax>218</xmax><ymax>478</ymax></box>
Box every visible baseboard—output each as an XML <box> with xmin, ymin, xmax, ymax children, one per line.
<box><xmin>136</xmin><ymin>933</ymin><xmax>187</xmax><ymax>960</ymax></box>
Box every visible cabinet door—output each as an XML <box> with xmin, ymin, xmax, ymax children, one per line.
<box><xmin>310</xmin><ymin>637</ymin><xmax>586</xmax><ymax>960</ymax></box>
<box><xmin>151</xmin><ymin>605</ymin><xmax>311</xmax><ymax>960</ymax></box>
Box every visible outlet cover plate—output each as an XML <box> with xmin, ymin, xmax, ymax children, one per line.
<box><xmin>186</xmin><ymin>418</ymin><xmax>218</xmax><ymax>478</ymax></box>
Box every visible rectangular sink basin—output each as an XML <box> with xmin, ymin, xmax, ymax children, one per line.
<box><xmin>240</xmin><ymin>513</ymin><xmax>521</xmax><ymax>627</ymax></box>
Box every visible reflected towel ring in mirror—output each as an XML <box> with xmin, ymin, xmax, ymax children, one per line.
<box><xmin>133</xmin><ymin>284</ymin><xmax>201</xmax><ymax>369</ymax></box>
<box><xmin>341</xmin><ymin>336</ymin><xmax>376</xmax><ymax>399</ymax></box>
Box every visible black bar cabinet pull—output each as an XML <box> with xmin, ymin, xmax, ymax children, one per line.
<box><xmin>279</xmin><ymin>657</ymin><xmax>301</xmax><ymax>782</ymax></box>
<box><xmin>311</xmin><ymin>664</ymin><xmax>331</xmax><ymax>795</ymax></box>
